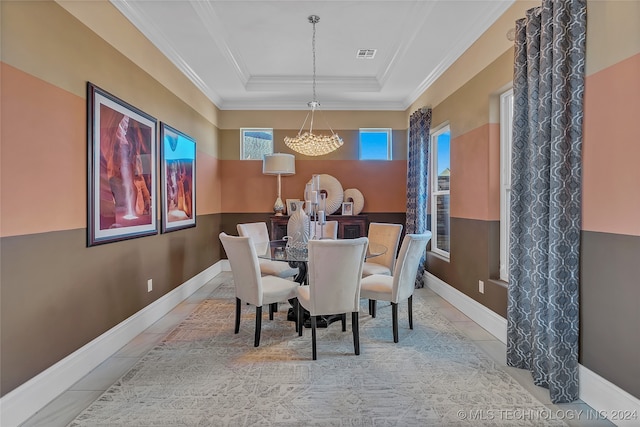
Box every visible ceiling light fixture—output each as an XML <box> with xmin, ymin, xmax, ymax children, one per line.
<box><xmin>284</xmin><ymin>15</ymin><xmax>343</xmax><ymax>157</ymax></box>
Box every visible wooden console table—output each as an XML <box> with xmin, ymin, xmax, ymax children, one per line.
<box><xmin>270</xmin><ymin>215</ymin><xmax>368</xmax><ymax>240</ymax></box>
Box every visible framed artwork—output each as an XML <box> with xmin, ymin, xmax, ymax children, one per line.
<box><xmin>286</xmin><ymin>198</ymin><xmax>300</xmax><ymax>215</ymax></box>
<box><xmin>87</xmin><ymin>82</ymin><xmax>157</xmax><ymax>246</ymax></box>
<box><xmin>160</xmin><ymin>123</ymin><xmax>196</xmax><ymax>233</ymax></box>
<box><xmin>342</xmin><ymin>202</ymin><xmax>354</xmax><ymax>216</ymax></box>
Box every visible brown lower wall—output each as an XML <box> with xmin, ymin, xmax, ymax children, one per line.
<box><xmin>0</xmin><ymin>213</ymin><xmax>222</xmax><ymax>396</ymax></box>
<box><xmin>580</xmin><ymin>230</ymin><xmax>640</xmax><ymax>398</ymax></box>
<box><xmin>426</xmin><ymin>217</ymin><xmax>506</xmax><ymax>317</ymax></box>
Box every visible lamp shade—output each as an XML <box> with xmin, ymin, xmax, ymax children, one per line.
<box><xmin>262</xmin><ymin>153</ymin><xmax>296</xmax><ymax>176</ymax></box>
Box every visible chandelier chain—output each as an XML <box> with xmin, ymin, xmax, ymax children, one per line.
<box><xmin>311</xmin><ymin>17</ymin><xmax>317</xmax><ymax>103</ymax></box>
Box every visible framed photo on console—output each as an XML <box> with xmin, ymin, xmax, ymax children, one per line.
<box><xmin>286</xmin><ymin>199</ymin><xmax>300</xmax><ymax>215</ymax></box>
<box><xmin>160</xmin><ymin>123</ymin><xmax>196</xmax><ymax>233</ymax></box>
<box><xmin>87</xmin><ymin>82</ymin><xmax>157</xmax><ymax>246</ymax></box>
<box><xmin>342</xmin><ymin>202</ymin><xmax>354</xmax><ymax>216</ymax></box>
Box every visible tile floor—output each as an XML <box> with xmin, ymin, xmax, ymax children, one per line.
<box><xmin>21</xmin><ymin>272</ymin><xmax>614</xmax><ymax>427</ymax></box>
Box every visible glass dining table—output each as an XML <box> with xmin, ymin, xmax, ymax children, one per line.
<box><xmin>255</xmin><ymin>239</ymin><xmax>387</xmax><ymax>327</ymax></box>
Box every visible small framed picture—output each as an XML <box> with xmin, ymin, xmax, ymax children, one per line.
<box><xmin>286</xmin><ymin>199</ymin><xmax>300</xmax><ymax>215</ymax></box>
<box><xmin>342</xmin><ymin>202</ymin><xmax>354</xmax><ymax>216</ymax></box>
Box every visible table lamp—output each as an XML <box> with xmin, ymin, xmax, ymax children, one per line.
<box><xmin>262</xmin><ymin>153</ymin><xmax>296</xmax><ymax>215</ymax></box>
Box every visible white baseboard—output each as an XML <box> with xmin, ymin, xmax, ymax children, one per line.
<box><xmin>425</xmin><ymin>272</ymin><xmax>508</xmax><ymax>343</ymax></box>
<box><xmin>579</xmin><ymin>365</ymin><xmax>640</xmax><ymax>427</ymax></box>
<box><xmin>0</xmin><ymin>261</ymin><xmax>224</xmax><ymax>427</ymax></box>
<box><xmin>425</xmin><ymin>272</ymin><xmax>640</xmax><ymax>426</ymax></box>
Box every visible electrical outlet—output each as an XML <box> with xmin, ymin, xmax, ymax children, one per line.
<box><xmin>147</xmin><ymin>279</ymin><xmax>153</xmax><ymax>293</ymax></box>
<box><xmin>478</xmin><ymin>280</ymin><xmax>485</xmax><ymax>294</ymax></box>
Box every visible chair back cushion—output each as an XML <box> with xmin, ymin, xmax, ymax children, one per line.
<box><xmin>219</xmin><ymin>232</ymin><xmax>264</xmax><ymax>306</ymax></box>
<box><xmin>313</xmin><ymin>220</ymin><xmax>338</xmax><ymax>239</ymax></box>
<box><xmin>367</xmin><ymin>223</ymin><xmax>403</xmax><ymax>274</ymax></box>
<box><xmin>392</xmin><ymin>233</ymin><xmax>432</xmax><ymax>302</ymax></box>
<box><xmin>237</xmin><ymin>222</ymin><xmax>270</xmax><ymax>244</ymax></box>
<box><xmin>306</xmin><ymin>237</ymin><xmax>368</xmax><ymax>315</ymax></box>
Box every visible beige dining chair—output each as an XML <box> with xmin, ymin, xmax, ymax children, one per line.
<box><xmin>219</xmin><ymin>232</ymin><xmax>299</xmax><ymax>347</ymax></box>
<box><xmin>361</xmin><ymin>222</ymin><xmax>403</xmax><ymax>277</ymax></box>
<box><xmin>296</xmin><ymin>237</ymin><xmax>368</xmax><ymax>360</ymax></box>
<box><xmin>312</xmin><ymin>220</ymin><xmax>338</xmax><ymax>239</ymax></box>
<box><xmin>237</xmin><ymin>222</ymin><xmax>299</xmax><ymax>280</ymax></box>
<box><xmin>360</xmin><ymin>232</ymin><xmax>432</xmax><ymax>343</ymax></box>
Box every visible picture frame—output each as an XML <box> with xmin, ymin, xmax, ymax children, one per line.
<box><xmin>160</xmin><ymin>123</ymin><xmax>196</xmax><ymax>233</ymax></box>
<box><xmin>342</xmin><ymin>202</ymin><xmax>354</xmax><ymax>216</ymax></box>
<box><xmin>286</xmin><ymin>199</ymin><xmax>300</xmax><ymax>215</ymax></box>
<box><xmin>87</xmin><ymin>82</ymin><xmax>158</xmax><ymax>246</ymax></box>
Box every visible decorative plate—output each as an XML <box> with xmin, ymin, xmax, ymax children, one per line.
<box><xmin>344</xmin><ymin>188</ymin><xmax>364</xmax><ymax>215</ymax></box>
<box><xmin>306</xmin><ymin>174</ymin><xmax>344</xmax><ymax>215</ymax></box>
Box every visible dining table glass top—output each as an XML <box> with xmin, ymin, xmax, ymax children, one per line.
<box><xmin>255</xmin><ymin>239</ymin><xmax>387</xmax><ymax>263</ymax></box>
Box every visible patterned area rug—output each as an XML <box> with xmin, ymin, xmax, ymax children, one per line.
<box><xmin>69</xmin><ymin>277</ymin><xmax>565</xmax><ymax>426</ymax></box>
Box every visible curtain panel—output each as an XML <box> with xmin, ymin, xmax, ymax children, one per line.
<box><xmin>406</xmin><ymin>107</ymin><xmax>431</xmax><ymax>288</ymax></box>
<box><xmin>507</xmin><ymin>0</ymin><xmax>586</xmax><ymax>403</ymax></box>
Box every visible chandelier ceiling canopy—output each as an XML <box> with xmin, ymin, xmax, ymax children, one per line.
<box><xmin>284</xmin><ymin>15</ymin><xmax>344</xmax><ymax>157</ymax></box>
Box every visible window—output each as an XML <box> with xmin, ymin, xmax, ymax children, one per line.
<box><xmin>241</xmin><ymin>128</ymin><xmax>273</xmax><ymax>160</ymax></box>
<box><xmin>499</xmin><ymin>89</ymin><xmax>513</xmax><ymax>282</ymax></box>
<box><xmin>359</xmin><ymin>128</ymin><xmax>392</xmax><ymax>160</ymax></box>
<box><xmin>430</xmin><ymin>124</ymin><xmax>450</xmax><ymax>257</ymax></box>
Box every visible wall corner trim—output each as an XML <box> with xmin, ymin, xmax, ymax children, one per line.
<box><xmin>0</xmin><ymin>261</ymin><xmax>225</xmax><ymax>427</ymax></box>
<box><xmin>425</xmin><ymin>272</ymin><xmax>640</xmax><ymax>422</ymax></box>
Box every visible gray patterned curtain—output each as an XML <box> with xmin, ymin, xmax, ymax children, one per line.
<box><xmin>406</xmin><ymin>107</ymin><xmax>431</xmax><ymax>288</ymax></box>
<box><xmin>507</xmin><ymin>0</ymin><xmax>586</xmax><ymax>403</ymax></box>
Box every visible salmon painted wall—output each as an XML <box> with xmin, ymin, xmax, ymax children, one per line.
<box><xmin>0</xmin><ymin>1</ymin><xmax>222</xmax><ymax>396</ymax></box>
<box><xmin>217</xmin><ymin>111</ymin><xmax>409</xmax><ymax>215</ymax></box>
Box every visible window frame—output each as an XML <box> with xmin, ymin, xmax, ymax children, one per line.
<box><xmin>240</xmin><ymin>128</ymin><xmax>274</xmax><ymax>160</ymax></box>
<box><xmin>358</xmin><ymin>128</ymin><xmax>392</xmax><ymax>160</ymax></box>
<box><xmin>499</xmin><ymin>89</ymin><xmax>514</xmax><ymax>282</ymax></box>
<box><xmin>429</xmin><ymin>123</ymin><xmax>451</xmax><ymax>259</ymax></box>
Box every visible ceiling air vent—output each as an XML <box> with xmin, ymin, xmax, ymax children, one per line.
<box><xmin>356</xmin><ymin>49</ymin><xmax>376</xmax><ymax>59</ymax></box>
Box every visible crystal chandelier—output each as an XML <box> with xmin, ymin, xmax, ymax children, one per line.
<box><xmin>284</xmin><ymin>15</ymin><xmax>344</xmax><ymax>157</ymax></box>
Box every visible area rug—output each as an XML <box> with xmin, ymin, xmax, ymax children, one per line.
<box><xmin>69</xmin><ymin>276</ymin><xmax>565</xmax><ymax>426</ymax></box>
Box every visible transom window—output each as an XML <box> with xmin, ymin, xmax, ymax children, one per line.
<box><xmin>359</xmin><ymin>128</ymin><xmax>392</xmax><ymax>160</ymax></box>
<box><xmin>241</xmin><ymin>128</ymin><xmax>273</xmax><ymax>160</ymax></box>
<box><xmin>430</xmin><ymin>124</ymin><xmax>451</xmax><ymax>258</ymax></box>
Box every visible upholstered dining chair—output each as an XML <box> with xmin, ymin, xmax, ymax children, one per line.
<box><xmin>219</xmin><ymin>232</ymin><xmax>299</xmax><ymax>347</ymax></box>
<box><xmin>360</xmin><ymin>232</ymin><xmax>432</xmax><ymax>343</ymax></box>
<box><xmin>312</xmin><ymin>220</ymin><xmax>338</xmax><ymax>239</ymax></box>
<box><xmin>361</xmin><ymin>222</ymin><xmax>403</xmax><ymax>277</ymax></box>
<box><xmin>237</xmin><ymin>222</ymin><xmax>299</xmax><ymax>280</ymax></box>
<box><xmin>296</xmin><ymin>237</ymin><xmax>368</xmax><ymax>360</ymax></box>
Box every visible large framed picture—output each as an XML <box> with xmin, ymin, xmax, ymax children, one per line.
<box><xmin>160</xmin><ymin>123</ymin><xmax>196</xmax><ymax>233</ymax></box>
<box><xmin>87</xmin><ymin>82</ymin><xmax>158</xmax><ymax>246</ymax></box>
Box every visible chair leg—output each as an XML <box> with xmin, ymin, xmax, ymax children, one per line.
<box><xmin>391</xmin><ymin>302</ymin><xmax>399</xmax><ymax>343</ymax></box>
<box><xmin>234</xmin><ymin>297</ymin><xmax>241</xmax><ymax>334</ymax></box>
<box><xmin>297</xmin><ymin>300</ymin><xmax>303</xmax><ymax>336</ymax></box>
<box><xmin>408</xmin><ymin>295</ymin><xmax>413</xmax><ymax>330</ymax></box>
<box><xmin>352</xmin><ymin>312</ymin><xmax>360</xmax><ymax>356</ymax></box>
<box><xmin>311</xmin><ymin>316</ymin><xmax>318</xmax><ymax>360</ymax></box>
<box><xmin>269</xmin><ymin>303</ymin><xmax>276</xmax><ymax>320</ymax></box>
<box><xmin>341</xmin><ymin>313</ymin><xmax>347</xmax><ymax>332</ymax></box>
<box><xmin>370</xmin><ymin>299</ymin><xmax>377</xmax><ymax>318</ymax></box>
<box><xmin>254</xmin><ymin>306</ymin><xmax>262</xmax><ymax>347</ymax></box>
